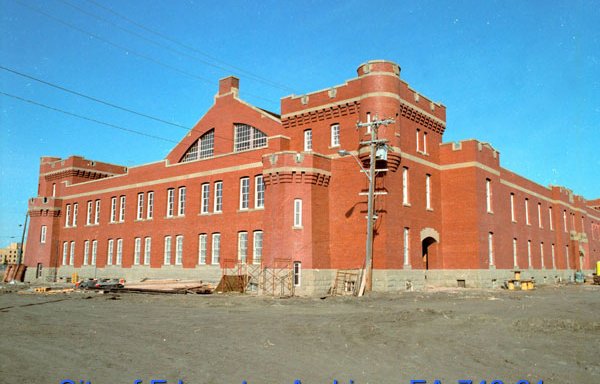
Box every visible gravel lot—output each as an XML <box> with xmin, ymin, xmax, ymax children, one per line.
<box><xmin>1</xmin><ymin>284</ymin><xmax>598</xmax><ymax>384</ymax></box>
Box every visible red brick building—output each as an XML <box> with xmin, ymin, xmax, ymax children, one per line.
<box><xmin>24</xmin><ymin>60</ymin><xmax>600</xmax><ymax>293</ymax></box>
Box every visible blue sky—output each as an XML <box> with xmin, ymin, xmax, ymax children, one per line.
<box><xmin>1</xmin><ymin>0</ymin><xmax>599</xmax><ymax>245</ymax></box>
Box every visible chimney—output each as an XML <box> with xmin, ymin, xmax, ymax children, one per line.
<box><xmin>218</xmin><ymin>76</ymin><xmax>239</xmax><ymax>96</ymax></box>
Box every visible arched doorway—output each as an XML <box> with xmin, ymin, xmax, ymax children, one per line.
<box><xmin>420</xmin><ymin>228</ymin><xmax>440</xmax><ymax>270</ymax></box>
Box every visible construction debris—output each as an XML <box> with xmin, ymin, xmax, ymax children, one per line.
<box><xmin>122</xmin><ymin>280</ymin><xmax>213</xmax><ymax>294</ymax></box>
<box><xmin>2</xmin><ymin>264</ymin><xmax>27</xmax><ymax>282</ymax></box>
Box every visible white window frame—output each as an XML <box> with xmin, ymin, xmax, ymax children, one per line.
<box><xmin>65</xmin><ymin>204</ymin><xmax>71</xmax><ymax>227</ymax></box>
<box><xmin>62</xmin><ymin>241</ymin><xmax>68</xmax><ymax>265</ymax></box>
<box><xmin>147</xmin><ymin>192</ymin><xmax>154</xmax><ymax>220</ymax></box>
<box><xmin>402</xmin><ymin>167</ymin><xmax>409</xmax><ymax>205</ymax></box>
<box><xmin>551</xmin><ymin>243</ymin><xmax>556</xmax><ymax>269</ymax></box>
<box><xmin>214</xmin><ymin>181</ymin><xmax>223</xmax><ymax>213</ymax></box>
<box><xmin>525</xmin><ymin>198</ymin><xmax>530</xmax><ymax>225</ymax></box>
<box><xmin>134</xmin><ymin>237</ymin><xmax>141</xmax><ymax>265</ymax></box>
<box><xmin>201</xmin><ymin>183</ymin><xmax>210</xmax><ymax>214</ymax></box>
<box><xmin>488</xmin><ymin>232</ymin><xmax>494</xmax><ymax>266</ymax></box>
<box><xmin>144</xmin><ymin>237</ymin><xmax>151</xmax><ymax>265</ymax></box>
<box><xmin>137</xmin><ymin>193</ymin><xmax>144</xmax><ymax>220</ymax></box>
<box><xmin>175</xmin><ymin>235</ymin><xmax>183</xmax><ymax>265</ymax></box>
<box><xmin>164</xmin><ymin>236</ymin><xmax>172</xmax><ymax>265</ymax></box>
<box><xmin>426</xmin><ymin>174</ymin><xmax>432</xmax><ymax>210</ymax></box>
<box><xmin>423</xmin><ymin>132</ymin><xmax>428</xmax><ymax>154</ymax></box>
<box><xmin>119</xmin><ymin>196</ymin><xmax>125</xmax><ymax>222</ymax></box>
<box><xmin>69</xmin><ymin>241</ymin><xmax>75</xmax><ymax>266</ymax></box>
<box><xmin>253</xmin><ymin>231</ymin><xmax>263</xmax><ymax>265</ymax></box>
<box><xmin>255</xmin><ymin>175</ymin><xmax>264</xmax><ymax>208</ymax></box>
<box><xmin>540</xmin><ymin>242</ymin><xmax>545</xmax><ymax>269</ymax></box>
<box><xmin>485</xmin><ymin>179</ymin><xmax>492</xmax><ymax>213</ymax></box>
<box><xmin>512</xmin><ymin>238</ymin><xmax>518</xmax><ymax>268</ymax></box>
<box><xmin>510</xmin><ymin>193</ymin><xmax>515</xmax><ymax>222</ymax></box>
<box><xmin>94</xmin><ymin>200</ymin><xmax>100</xmax><ymax>224</ymax></box>
<box><xmin>91</xmin><ymin>240</ymin><xmax>97</xmax><ymax>266</ymax></box>
<box><xmin>304</xmin><ymin>129</ymin><xmax>312</xmax><ymax>151</ymax></box>
<box><xmin>107</xmin><ymin>239</ymin><xmax>114</xmax><ymax>265</ymax></box>
<box><xmin>86</xmin><ymin>201</ymin><xmax>92</xmax><ymax>225</ymax></box>
<box><xmin>198</xmin><ymin>234</ymin><xmax>207</xmax><ymax>265</ymax></box>
<box><xmin>178</xmin><ymin>187</ymin><xmax>186</xmax><ymax>216</ymax></box>
<box><xmin>548</xmin><ymin>206</ymin><xmax>553</xmax><ymax>230</ymax></box>
<box><xmin>40</xmin><ymin>225</ymin><xmax>47</xmax><ymax>243</ymax></box>
<box><xmin>403</xmin><ymin>227</ymin><xmax>410</xmax><ymax>266</ymax></box>
<box><xmin>416</xmin><ymin>129</ymin><xmax>420</xmax><ymax>152</ymax></box>
<box><xmin>167</xmin><ymin>189</ymin><xmax>174</xmax><ymax>217</ymax></box>
<box><xmin>565</xmin><ymin>244</ymin><xmax>570</xmax><ymax>269</ymax></box>
<box><xmin>116</xmin><ymin>238</ymin><xmax>123</xmax><ymax>266</ymax></box>
<box><xmin>211</xmin><ymin>233</ymin><xmax>220</xmax><ymax>265</ymax></box>
<box><xmin>72</xmin><ymin>203</ymin><xmax>78</xmax><ymax>227</ymax></box>
<box><xmin>240</xmin><ymin>177</ymin><xmax>250</xmax><ymax>210</ymax></box>
<box><xmin>527</xmin><ymin>240</ymin><xmax>532</xmax><ymax>268</ymax></box>
<box><xmin>294</xmin><ymin>199</ymin><xmax>302</xmax><ymax>228</ymax></box>
<box><xmin>563</xmin><ymin>210</ymin><xmax>567</xmax><ymax>232</ymax></box>
<box><xmin>537</xmin><ymin>202</ymin><xmax>542</xmax><ymax>228</ymax></box>
<box><xmin>330</xmin><ymin>124</ymin><xmax>340</xmax><ymax>147</ymax></box>
<box><xmin>83</xmin><ymin>240</ymin><xmax>89</xmax><ymax>266</ymax></box>
<box><xmin>110</xmin><ymin>197</ymin><xmax>117</xmax><ymax>223</ymax></box>
<box><xmin>238</xmin><ymin>232</ymin><xmax>248</xmax><ymax>264</ymax></box>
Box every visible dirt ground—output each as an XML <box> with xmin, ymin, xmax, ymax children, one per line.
<box><xmin>0</xmin><ymin>284</ymin><xmax>598</xmax><ymax>384</ymax></box>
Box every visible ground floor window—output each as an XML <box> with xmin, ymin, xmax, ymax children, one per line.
<box><xmin>293</xmin><ymin>261</ymin><xmax>301</xmax><ymax>287</ymax></box>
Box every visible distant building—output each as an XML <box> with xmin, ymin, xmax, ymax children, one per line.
<box><xmin>23</xmin><ymin>60</ymin><xmax>600</xmax><ymax>293</ymax></box>
<box><xmin>0</xmin><ymin>242</ymin><xmax>23</xmax><ymax>265</ymax></box>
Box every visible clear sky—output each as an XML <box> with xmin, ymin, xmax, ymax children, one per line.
<box><xmin>1</xmin><ymin>0</ymin><xmax>599</xmax><ymax>245</ymax></box>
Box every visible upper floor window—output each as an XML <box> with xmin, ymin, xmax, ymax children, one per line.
<box><xmin>402</xmin><ymin>167</ymin><xmax>409</xmax><ymax>205</ymax></box>
<box><xmin>110</xmin><ymin>197</ymin><xmax>117</xmax><ymax>223</ymax></box>
<box><xmin>426</xmin><ymin>174</ymin><xmax>432</xmax><ymax>210</ymax></box>
<box><xmin>240</xmin><ymin>177</ymin><xmax>250</xmax><ymax>210</ymax></box>
<box><xmin>72</xmin><ymin>203</ymin><xmax>78</xmax><ymax>227</ymax></box>
<box><xmin>294</xmin><ymin>199</ymin><xmax>303</xmax><ymax>228</ymax></box>
<box><xmin>147</xmin><ymin>192</ymin><xmax>154</xmax><ymax>220</ymax></box>
<box><xmin>423</xmin><ymin>132</ymin><xmax>428</xmax><ymax>154</ymax></box>
<box><xmin>331</xmin><ymin>124</ymin><xmax>340</xmax><ymax>147</ymax></box>
<box><xmin>510</xmin><ymin>193</ymin><xmax>515</xmax><ymax>222</ymax></box>
<box><xmin>304</xmin><ymin>129</ymin><xmax>312</xmax><ymax>151</ymax></box>
<box><xmin>178</xmin><ymin>187</ymin><xmax>186</xmax><ymax>216</ymax></box>
<box><xmin>201</xmin><ymin>183</ymin><xmax>210</xmax><ymax>214</ymax></box>
<box><xmin>234</xmin><ymin>123</ymin><xmax>267</xmax><ymax>152</ymax></box>
<box><xmin>167</xmin><ymin>189</ymin><xmax>175</xmax><ymax>217</ymax></box>
<box><xmin>40</xmin><ymin>225</ymin><xmax>47</xmax><ymax>243</ymax></box>
<box><xmin>548</xmin><ymin>206</ymin><xmax>553</xmax><ymax>230</ymax></box>
<box><xmin>485</xmin><ymin>179</ymin><xmax>492</xmax><ymax>213</ymax></box>
<box><xmin>214</xmin><ymin>181</ymin><xmax>223</xmax><ymax>212</ymax></box>
<box><xmin>181</xmin><ymin>129</ymin><xmax>215</xmax><ymax>162</ymax></box>
<box><xmin>525</xmin><ymin>198</ymin><xmax>530</xmax><ymax>225</ymax></box>
<box><xmin>119</xmin><ymin>196</ymin><xmax>126</xmax><ymax>222</ymax></box>
<box><xmin>537</xmin><ymin>203</ymin><xmax>543</xmax><ymax>228</ymax></box>
<box><xmin>94</xmin><ymin>200</ymin><xmax>100</xmax><ymax>224</ymax></box>
<box><xmin>255</xmin><ymin>175</ymin><xmax>264</xmax><ymax>208</ymax></box>
<box><xmin>137</xmin><ymin>193</ymin><xmax>144</xmax><ymax>220</ymax></box>
<box><xmin>86</xmin><ymin>201</ymin><xmax>93</xmax><ymax>225</ymax></box>
<box><xmin>416</xmin><ymin>129</ymin><xmax>420</xmax><ymax>152</ymax></box>
<box><xmin>65</xmin><ymin>204</ymin><xmax>71</xmax><ymax>227</ymax></box>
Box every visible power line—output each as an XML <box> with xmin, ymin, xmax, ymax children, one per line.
<box><xmin>0</xmin><ymin>65</ymin><xmax>189</xmax><ymax>129</ymax></box>
<box><xmin>0</xmin><ymin>90</ymin><xmax>178</xmax><ymax>143</ymax></box>
<box><xmin>13</xmin><ymin>0</ymin><xmax>278</xmax><ymax>107</ymax></box>
<box><xmin>83</xmin><ymin>0</ymin><xmax>295</xmax><ymax>93</ymax></box>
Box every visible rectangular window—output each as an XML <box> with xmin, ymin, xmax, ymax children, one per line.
<box><xmin>510</xmin><ymin>193</ymin><xmax>515</xmax><ymax>222</ymax></box>
<box><xmin>198</xmin><ymin>234</ymin><xmax>207</xmax><ymax>265</ymax></box>
<box><xmin>69</xmin><ymin>241</ymin><xmax>75</xmax><ymax>266</ymax></box>
<box><xmin>144</xmin><ymin>237</ymin><xmax>151</xmax><ymax>265</ymax></box>
<box><xmin>175</xmin><ymin>235</ymin><xmax>183</xmax><ymax>265</ymax></box>
<box><xmin>107</xmin><ymin>239</ymin><xmax>114</xmax><ymax>265</ymax></box>
<box><xmin>565</xmin><ymin>244</ymin><xmax>570</xmax><ymax>269</ymax></box>
<box><xmin>164</xmin><ymin>236</ymin><xmax>172</xmax><ymax>265</ymax></box>
<box><xmin>134</xmin><ymin>237</ymin><xmax>141</xmax><ymax>265</ymax></box>
<box><xmin>212</xmin><ymin>233</ymin><xmax>220</xmax><ymax>265</ymax></box>
<box><xmin>416</xmin><ymin>129</ymin><xmax>420</xmax><ymax>152</ymax></box>
<box><xmin>527</xmin><ymin>240</ymin><xmax>532</xmax><ymax>268</ymax></box>
<box><xmin>403</xmin><ymin>227</ymin><xmax>410</xmax><ymax>266</ymax></box>
<box><xmin>52</xmin><ymin>183</ymin><xmax>56</xmax><ymax>197</ymax></box>
<box><xmin>548</xmin><ymin>206</ymin><xmax>553</xmax><ymax>230</ymax></box>
<box><xmin>65</xmin><ymin>204</ymin><xmax>71</xmax><ymax>227</ymax></box>
<box><xmin>485</xmin><ymin>179</ymin><xmax>492</xmax><ymax>213</ymax></box>
<box><xmin>40</xmin><ymin>225</ymin><xmax>47</xmax><ymax>243</ymax></box>
<box><xmin>525</xmin><ymin>198</ymin><xmax>530</xmax><ymax>225</ymax></box>
<box><xmin>294</xmin><ymin>199</ymin><xmax>302</xmax><ymax>227</ymax></box>
<box><xmin>512</xmin><ymin>238</ymin><xmax>518</xmax><ymax>268</ymax></box>
<box><xmin>551</xmin><ymin>243</ymin><xmax>556</xmax><ymax>269</ymax></box>
<box><xmin>293</xmin><ymin>261</ymin><xmax>301</xmax><ymax>286</ymax></box>
<box><xmin>147</xmin><ymin>192</ymin><xmax>154</xmax><ymax>219</ymax></box>
<box><xmin>167</xmin><ymin>189</ymin><xmax>174</xmax><ymax>217</ymax></box>
<box><xmin>116</xmin><ymin>239</ymin><xmax>123</xmax><ymax>265</ymax></box>
<box><xmin>178</xmin><ymin>187</ymin><xmax>186</xmax><ymax>216</ymax></box>
<box><xmin>255</xmin><ymin>175</ymin><xmax>264</xmax><ymax>208</ymax></box>
<box><xmin>201</xmin><ymin>183</ymin><xmax>210</xmax><ymax>214</ymax></box>
<box><xmin>91</xmin><ymin>240</ymin><xmax>97</xmax><ymax>266</ymax></box>
<box><xmin>537</xmin><ymin>203</ymin><xmax>542</xmax><ymax>228</ymax></box>
<box><xmin>488</xmin><ymin>232</ymin><xmax>494</xmax><ymax>266</ymax></box>
<box><xmin>238</xmin><ymin>232</ymin><xmax>248</xmax><ymax>264</ymax></box>
<box><xmin>214</xmin><ymin>181</ymin><xmax>223</xmax><ymax>212</ymax></box>
<box><xmin>72</xmin><ymin>203</ymin><xmax>78</xmax><ymax>227</ymax></box>
<box><xmin>86</xmin><ymin>201</ymin><xmax>92</xmax><ymax>225</ymax></box>
<box><xmin>330</xmin><ymin>124</ymin><xmax>340</xmax><ymax>147</ymax></box>
<box><xmin>402</xmin><ymin>167</ymin><xmax>409</xmax><ymax>205</ymax></box>
<box><xmin>540</xmin><ymin>242</ymin><xmax>545</xmax><ymax>269</ymax></box>
<box><xmin>240</xmin><ymin>177</ymin><xmax>250</xmax><ymax>210</ymax></box>
<box><xmin>423</xmin><ymin>132</ymin><xmax>428</xmax><ymax>154</ymax></box>
<box><xmin>253</xmin><ymin>231</ymin><xmax>263</xmax><ymax>265</ymax></box>
<box><xmin>137</xmin><ymin>193</ymin><xmax>144</xmax><ymax>220</ymax></box>
<box><xmin>426</xmin><ymin>174</ymin><xmax>432</xmax><ymax>210</ymax></box>
<box><xmin>62</xmin><ymin>242</ymin><xmax>68</xmax><ymax>265</ymax></box>
<box><xmin>110</xmin><ymin>197</ymin><xmax>117</xmax><ymax>223</ymax></box>
<box><xmin>304</xmin><ymin>129</ymin><xmax>312</xmax><ymax>151</ymax></box>
<box><xmin>83</xmin><ymin>240</ymin><xmax>89</xmax><ymax>265</ymax></box>
<box><xmin>94</xmin><ymin>200</ymin><xmax>100</xmax><ymax>224</ymax></box>
<box><xmin>119</xmin><ymin>196</ymin><xmax>125</xmax><ymax>222</ymax></box>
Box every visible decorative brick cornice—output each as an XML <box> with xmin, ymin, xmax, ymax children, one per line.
<box><xmin>282</xmin><ymin>101</ymin><xmax>360</xmax><ymax>129</ymax></box>
<box><xmin>28</xmin><ymin>207</ymin><xmax>61</xmax><ymax>217</ymax></box>
<box><xmin>400</xmin><ymin>102</ymin><xmax>445</xmax><ymax>134</ymax></box>
<box><xmin>44</xmin><ymin>168</ymin><xmax>115</xmax><ymax>181</ymax></box>
<box><xmin>263</xmin><ymin>170</ymin><xmax>331</xmax><ymax>187</ymax></box>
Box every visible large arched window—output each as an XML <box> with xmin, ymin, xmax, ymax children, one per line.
<box><xmin>181</xmin><ymin>129</ymin><xmax>214</xmax><ymax>162</ymax></box>
<box><xmin>234</xmin><ymin>123</ymin><xmax>267</xmax><ymax>152</ymax></box>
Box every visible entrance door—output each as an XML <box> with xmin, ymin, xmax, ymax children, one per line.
<box><xmin>422</xmin><ymin>237</ymin><xmax>438</xmax><ymax>270</ymax></box>
<box><xmin>36</xmin><ymin>263</ymin><xmax>43</xmax><ymax>279</ymax></box>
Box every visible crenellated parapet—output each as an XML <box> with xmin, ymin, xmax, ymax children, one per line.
<box><xmin>262</xmin><ymin>151</ymin><xmax>331</xmax><ymax>186</ymax></box>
